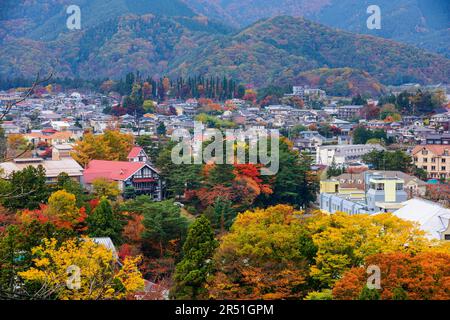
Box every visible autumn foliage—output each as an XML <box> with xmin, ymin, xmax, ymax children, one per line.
<box><xmin>333</xmin><ymin>252</ymin><xmax>450</xmax><ymax>300</ymax></box>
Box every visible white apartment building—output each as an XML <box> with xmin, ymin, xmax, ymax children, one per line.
<box><xmin>316</xmin><ymin>144</ymin><xmax>385</xmax><ymax>166</ymax></box>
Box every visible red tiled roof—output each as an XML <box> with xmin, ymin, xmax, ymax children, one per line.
<box><xmin>412</xmin><ymin>145</ymin><xmax>450</xmax><ymax>156</ymax></box>
<box><xmin>83</xmin><ymin>160</ymin><xmax>146</xmax><ymax>183</ymax></box>
<box><xmin>127</xmin><ymin>146</ymin><xmax>143</xmax><ymax>159</ymax></box>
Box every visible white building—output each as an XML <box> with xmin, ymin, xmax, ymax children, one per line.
<box><xmin>316</xmin><ymin>144</ymin><xmax>385</xmax><ymax>166</ymax></box>
<box><xmin>393</xmin><ymin>198</ymin><xmax>450</xmax><ymax>240</ymax></box>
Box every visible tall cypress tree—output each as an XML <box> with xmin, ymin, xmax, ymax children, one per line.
<box><xmin>171</xmin><ymin>215</ymin><xmax>218</xmax><ymax>300</ymax></box>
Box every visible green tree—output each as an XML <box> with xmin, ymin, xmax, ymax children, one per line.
<box><xmin>261</xmin><ymin>139</ymin><xmax>318</xmax><ymax>208</ymax></box>
<box><xmin>121</xmin><ymin>197</ymin><xmax>189</xmax><ymax>257</ymax></box>
<box><xmin>156</xmin><ymin>141</ymin><xmax>201</xmax><ymax>198</ymax></box>
<box><xmin>2</xmin><ymin>165</ymin><xmax>49</xmax><ymax>210</ymax></box>
<box><xmin>87</xmin><ymin>197</ymin><xmax>124</xmax><ymax>244</ymax></box>
<box><xmin>326</xmin><ymin>160</ymin><xmax>343</xmax><ymax>178</ymax></box>
<box><xmin>362</xmin><ymin>150</ymin><xmax>412</xmax><ymax>172</ymax></box>
<box><xmin>55</xmin><ymin>172</ymin><xmax>86</xmax><ymax>207</ymax></box>
<box><xmin>124</xmin><ymin>186</ymin><xmax>136</xmax><ymax>200</ymax></box>
<box><xmin>136</xmin><ymin>135</ymin><xmax>161</xmax><ymax>163</ymax></box>
<box><xmin>206</xmin><ymin>197</ymin><xmax>236</xmax><ymax>233</ymax></box>
<box><xmin>171</xmin><ymin>215</ymin><xmax>218</xmax><ymax>300</ymax></box>
<box><xmin>359</xmin><ymin>286</ymin><xmax>381</xmax><ymax>300</ymax></box>
<box><xmin>157</xmin><ymin>122</ymin><xmax>166</xmax><ymax>136</ymax></box>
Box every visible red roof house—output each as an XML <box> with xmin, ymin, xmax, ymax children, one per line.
<box><xmin>83</xmin><ymin>159</ymin><xmax>163</xmax><ymax>200</ymax></box>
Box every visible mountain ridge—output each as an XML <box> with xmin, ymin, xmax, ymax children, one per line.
<box><xmin>0</xmin><ymin>13</ymin><xmax>448</xmax><ymax>93</ymax></box>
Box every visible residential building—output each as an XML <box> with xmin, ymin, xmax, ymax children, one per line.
<box><xmin>337</xmin><ymin>105</ymin><xmax>364</xmax><ymax>120</ymax></box>
<box><xmin>366</xmin><ymin>176</ymin><xmax>408</xmax><ymax>212</ymax></box>
<box><xmin>334</xmin><ymin>170</ymin><xmax>427</xmax><ymax>197</ymax></box>
<box><xmin>0</xmin><ymin>157</ymin><xmax>84</xmax><ymax>183</ymax></box>
<box><xmin>83</xmin><ymin>160</ymin><xmax>163</xmax><ymax>200</ymax></box>
<box><xmin>319</xmin><ymin>174</ymin><xmax>407</xmax><ymax>215</ymax></box>
<box><xmin>127</xmin><ymin>146</ymin><xmax>149</xmax><ymax>163</ymax></box>
<box><xmin>412</xmin><ymin>145</ymin><xmax>450</xmax><ymax>179</ymax></box>
<box><xmin>316</xmin><ymin>144</ymin><xmax>384</xmax><ymax>166</ymax></box>
<box><xmin>424</xmin><ymin>133</ymin><xmax>450</xmax><ymax>145</ymax></box>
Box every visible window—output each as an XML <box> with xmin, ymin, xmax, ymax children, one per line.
<box><xmin>424</xmin><ymin>158</ymin><xmax>428</xmax><ymax>163</ymax></box>
<box><xmin>432</xmin><ymin>166</ymin><xmax>436</xmax><ymax>171</ymax></box>
<box><xmin>442</xmin><ymin>166</ymin><xmax>446</xmax><ymax>171</ymax></box>
<box><xmin>442</xmin><ymin>158</ymin><xmax>446</xmax><ymax>163</ymax></box>
<box><xmin>396</xmin><ymin>183</ymin><xmax>403</xmax><ymax>191</ymax></box>
<box><xmin>376</xmin><ymin>183</ymin><xmax>384</xmax><ymax>191</ymax></box>
<box><xmin>431</xmin><ymin>158</ymin><xmax>436</xmax><ymax>163</ymax></box>
<box><xmin>445</xmin><ymin>234</ymin><xmax>450</xmax><ymax>241</ymax></box>
<box><xmin>423</xmin><ymin>166</ymin><xmax>427</xmax><ymax>170</ymax></box>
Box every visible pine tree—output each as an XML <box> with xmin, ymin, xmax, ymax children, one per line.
<box><xmin>171</xmin><ymin>215</ymin><xmax>218</xmax><ymax>300</ymax></box>
<box><xmin>359</xmin><ymin>286</ymin><xmax>381</xmax><ymax>300</ymax></box>
<box><xmin>87</xmin><ymin>197</ymin><xmax>123</xmax><ymax>244</ymax></box>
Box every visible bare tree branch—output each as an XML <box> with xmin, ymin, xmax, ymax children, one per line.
<box><xmin>0</xmin><ymin>71</ymin><xmax>53</xmax><ymax>122</ymax></box>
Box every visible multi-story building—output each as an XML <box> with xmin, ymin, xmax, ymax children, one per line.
<box><xmin>333</xmin><ymin>170</ymin><xmax>427</xmax><ymax>197</ymax></box>
<box><xmin>316</xmin><ymin>144</ymin><xmax>384</xmax><ymax>166</ymax></box>
<box><xmin>424</xmin><ymin>133</ymin><xmax>450</xmax><ymax>145</ymax></box>
<box><xmin>412</xmin><ymin>145</ymin><xmax>450</xmax><ymax>179</ymax></box>
<box><xmin>337</xmin><ymin>105</ymin><xmax>364</xmax><ymax>120</ymax></box>
<box><xmin>319</xmin><ymin>173</ymin><xmax>407</xmax><ymax>215</ymax></box>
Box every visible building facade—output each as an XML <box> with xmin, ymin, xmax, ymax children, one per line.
<box><xmin>83</xmin><ymin>160</ymin><xmax>163</xmax><ymax>200</ymax></box>
<box><xmin>316</xmin><ymin>144</ymin><xmax>384</xmax><ymax>166</ymax></box>
<box><xmin>412</xmin><ymin>145</ymin><xmax>450</xmax><ymax>179</ymax></box>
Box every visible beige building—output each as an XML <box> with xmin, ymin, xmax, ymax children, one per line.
<box><xmin>334</xmin><ymin>170</ymin><xmax>427</xmax><ymax>197</ymax></box>
<box><xmin>0</xmin><ymin>157</ymin><xmax>83</xmax><ymax>183</ymax></box>
<box><xmin>412</xmin><ymin>145</ymin><xmax>450</xmax><ymax>179</ymax></box>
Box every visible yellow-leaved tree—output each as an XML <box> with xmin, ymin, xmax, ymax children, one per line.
<box><xmin>72</xmin><ymin>130</ymin><xmax>134</xmax><ymax>167</ymax></box>
<box><xmin>19</xmin><ymin>238</ymin><xmax>144</xmax><ymax>300</ymax></box>
<box><xmin>306</xmin><ymin>212</ymin><xmax>431</xmax><ymax>288</ymax></box>
<box><xmin>208</xmin><ymin>205</ymin><xmax>308</xmax><ymax>300</ymax></box>
<box><xmin>91</xmin><ymin>178</ymin><xmax>120</xmax><ymax>200</ymax></box>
